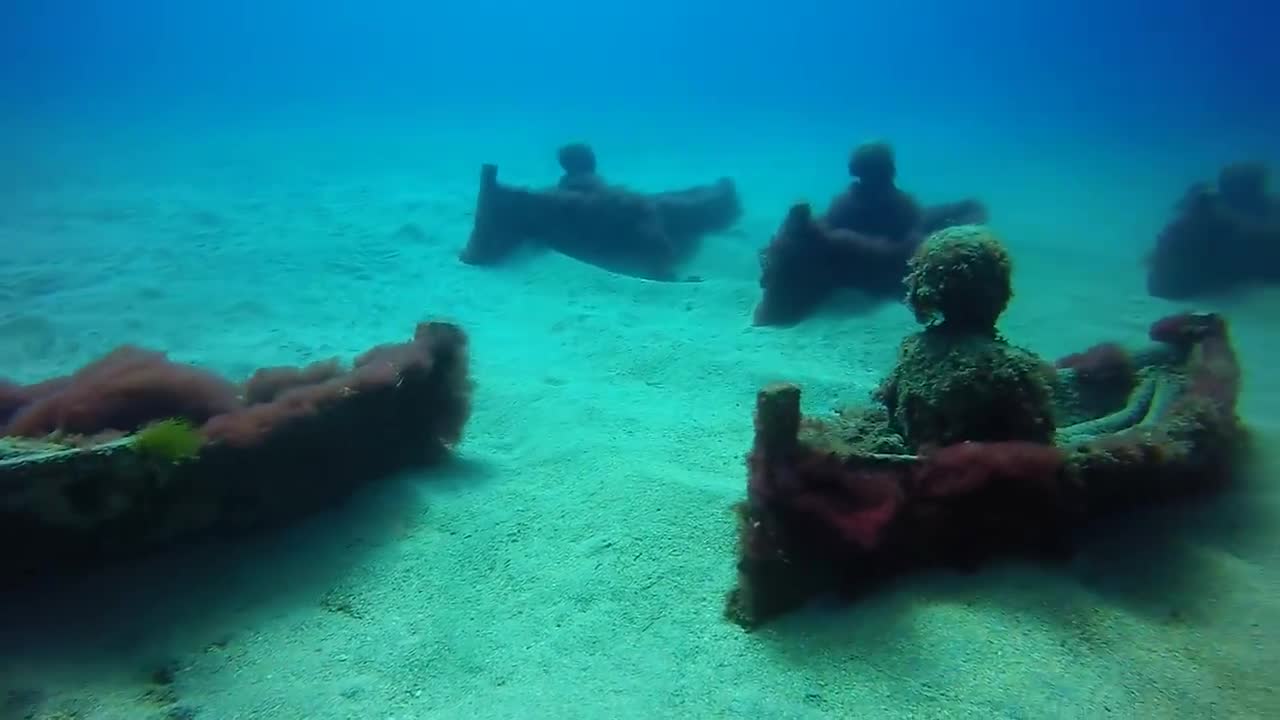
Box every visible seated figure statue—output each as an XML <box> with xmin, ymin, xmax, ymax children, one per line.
<box><xmin>753</xmin><ymin>141</ymin><xmax>987</xmax><ymax>326</ymax></box>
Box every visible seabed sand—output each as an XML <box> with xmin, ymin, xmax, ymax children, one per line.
<box><xmin>1</xmin><ymin>114</ymin><xmax>1277</xmax><ymax>719</ymax></box>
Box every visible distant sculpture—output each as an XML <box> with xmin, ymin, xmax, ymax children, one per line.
<box><xmin>1146</xmin><ymin>161</ymin><xmax>1280</xmax><ymax>299</ymax></box>
<box><xmin>460</xmin><ymin>143</ymin><xmax>741</xmax><ymax>281</ymax></box>
<box><xmin>753</xmin><ymin>140</ymin><xmax>987</xmax><ymax>326</ymax></box>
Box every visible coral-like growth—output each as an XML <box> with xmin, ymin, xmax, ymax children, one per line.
<box><xmin>204</xmin><ymin>322</ymin><xmax>470</xmax><ymax>450</ymax></box>
<box><xmin>132</xmin><ymin>418</ymin><xmax>204</xmax><ymax>463</ymax></box>
<box><xmin>912</xmin><ymin>441</ymin><xmax>1067</xmax><ymax>500</ymax></box>
<box><xmin>1056</xmin><ymin>342</ymin><xmax>1132</xmax><ymax>381</ymax></box>
<box><xmin>1149</xmin><ymin>311</ymin><xmax>1226</xmax><ymax>347</ymax></box>
<box><xmin>1051</xmin><ymin>343</ymin><xmax>1141</xmax><ymax>429</ymax></box>
<box><xmin>243</xmin><ymin>359</ymin><xmax>343</xmax><ymax>405</ymax></box>
<box><xmin>1054</xmin><ymin>342</ymin><xmax>1136</xmax><ymax>413</ymax></box>
<box><xmin>879</xmin><ymin>329</ymin><xmax>1055</xmax><ymax>448</ymax></box>
<box><xmin>0</xmin><ymin>321</ymin><xmax>472</xmax><ymax>585</ymax></box>
<box><xmin>801</xmin><ymin>405</ymin><xmax>912</xmax><ymax>456</ymax></box>
<box><xmin>908</xmin><ymin>441</ymin><xmax>1075</xmax><ymax>564</ymax></box>
<box><xmin>1</xmin><ymin>323</ymin><xmax>470</xmax><ymax>455</ymax></box>
<box><xmin>4</xmin><ymin>347</ymin><xmax>241</xmax><ymax>438</ymax></box>
<box><xmin>752</xmin><ymin>446</ymin><xmax>905</xmax><ymax>554</ymax></box>
<box><xmin>904</xmin><ymin>225</ymin><xmax>1012</xmax><ymax>332</ymax></box>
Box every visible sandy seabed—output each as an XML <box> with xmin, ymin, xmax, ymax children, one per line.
<box><xmin>1</xmin><ymin>115</ymin><xmax>1277</xmax><ymax>719</ymax></box>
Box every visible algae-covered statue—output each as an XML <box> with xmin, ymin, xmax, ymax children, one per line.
<box><xmin>728</xmin><ymin>225</ymin><xmax>1245</xmax><ymax>628</ymax></box>
<box><xmin>879</xmin><ymin>225</ymin><xmax>1055</xmax><ymax>448</ymax></box>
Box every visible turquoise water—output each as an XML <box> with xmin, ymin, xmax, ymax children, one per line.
<box><xmin>1</xmin><ymin>2</ymin><xmax>1278</xmax><ymax>718</ymax></box>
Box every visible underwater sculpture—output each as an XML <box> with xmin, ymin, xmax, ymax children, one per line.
<box><xmin>459</xmin><ymin>142</ymin><xmax>742</xmax><ymax>281</ymax></box>
<box><xmin>753</xmin><ymin>140</ymin><xmax>988</xmax><ymax>326</ymax></box>
<box><xmin>1147</xmin><ymin>161</ymin><xmax>1280</xmax><ymax>299</ymax></box>
<box><xmin>727</xmin><ymin>225</ymin><xmax>1244</xmax><ymax>628</ymax></box>
<box><xmin>0</xmin><ymin>321</ymin><xmax>471</xmax><ymax>585</ymax></box>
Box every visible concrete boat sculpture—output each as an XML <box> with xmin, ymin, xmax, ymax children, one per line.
<box><xmin>0</xmin><ymin>321</ymin><xmax>471</xmax><ymax>586</ymax></box>
<box><xmin>727</xmin><ymin>225</ymin><xmax>1244</xmax><ymax>628</ymax></box>
<box><xmin>460</xmin><ymin>143</ymin><xmax>741</xmax><ymax>281</ymax></box>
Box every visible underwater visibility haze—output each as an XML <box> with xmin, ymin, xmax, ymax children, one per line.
<box><xmin>0</xmin><ymin>1</ymin><xmax>1278</xmax><ymax>718</ymax></box>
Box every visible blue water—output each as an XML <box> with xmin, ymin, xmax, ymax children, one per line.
<box><xmin>5</xmin><ymin>1</ymin><xmax>1277</xmax><ymax>126</ymax></box>
<box><xmin>1</xmin><ymin>2</ymin><xmax>1277</xmax><ymax>718</ymax></box>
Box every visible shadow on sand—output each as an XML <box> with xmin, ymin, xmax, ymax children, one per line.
<box><xmin>0</xmin><ymin>454</ymin><xmax>498</xmax><ymax>719</ymax></box>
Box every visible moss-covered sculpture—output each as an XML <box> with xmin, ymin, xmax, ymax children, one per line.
<box><xmin>727</xmin><ymin>225</ymin><xmax>1246</xmax><ymax>629</ymax></box>
<box><xmin>879</xmin><ymin>331</ymin><xmax>1056</xmax><ymax>448</ymax></box>
<box><xmin>879</xmin><ymin>226</ymin><xmax>1054</xmax><ymax>449</ymax></box>
<box><xmin>903</xmin><ymin>224</ymin><xmax>1012</xmax><ymax>332</ymax></box>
